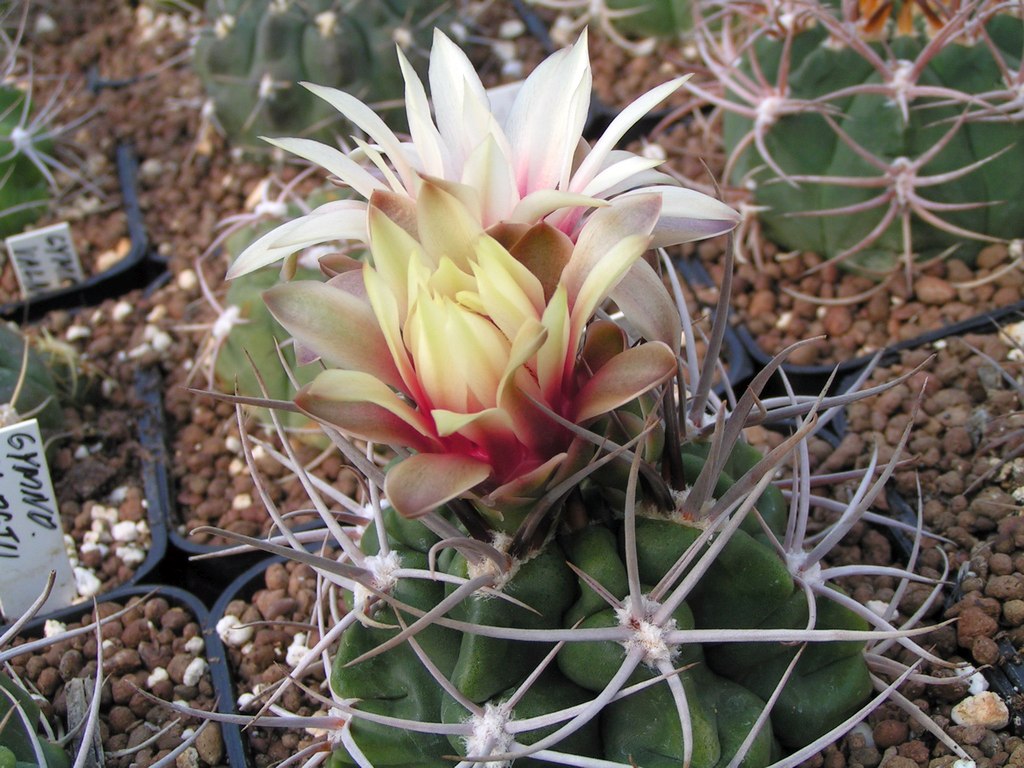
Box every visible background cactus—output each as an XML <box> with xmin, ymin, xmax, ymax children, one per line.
<box><xmin>0</xmin><ymin>671</ymin><xmax>69</xmax><ymax>768</ymax></box>
<box><xmin>605</xmin><ymin>0</ymin><xmax>691</xmax><ymax>38</ymax></box>
<box><xmin>690</xmin><ymin>0</ymin><xmax>1024</xmax><ymax>277</ymax></box>
<box><xmin>0</xmin><ymin>84</ymin><xmax>52</xmax><ymax>238</ymax></box>
<box><xmin>192</xmin><ymin>0</ymin><xmax>451</xmax><ymax>153</ymax></box>
<box><xmin>0</xmin><ymin>321</ymin><xmax>64</xmax><ymax>434</ymax></box>
<box><xmin>529</xmin><ymin>0</ymin><xmax>692</xmax><ymax>53</ymax></box>
<box><xmin>192</xmin><ymin>178</ymin><xmax>354</xmax><ymax>437</ymax></box>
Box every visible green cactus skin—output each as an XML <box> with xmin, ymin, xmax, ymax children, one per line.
<box><xmin>0</xmin><ymin>86</ymin><xmax>52</xmax><ymax>239</ymax></box>
<box><xmin>326</xmin><ymin>443</ymin><xmax>872</xmax><ymax>767</ymax></box>
<box><xmin>604</xmin><ymin>0</ymin><xmax>692</xmax><ymax>38</ymax></box>
<box><xmin>0</xmin><ymin>673</ymin><xmax>70</xmax><ymax>768</ymax></box>
<box><xmin>720</xmin><ymin>6</ymin><xmax>1024</xmax><ymax>274</ymax></box>
<box><xmin>0</xmin><ymin>323</ymin><xmax>64</xmax><ymax>434</ymax></box>
<box><xmin>192</xmin><ymin>0</ymin><xmax>449</xmax><ymax>153</ymax></box>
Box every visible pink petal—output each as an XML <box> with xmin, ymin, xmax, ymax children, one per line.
<box><xmin>385</xmin><ymin>453</ymin><xmax>492</xmax><ymax>519</ymax></box>
<box><xmin>296</xmin><ymin>371</ymin><xmax>437</xmax><ymax>453</ymax></box>
<box><xmin>609</xmin><ymin>259</ymin><xmax>682</xmax><ymax>347</ymax></box>
<box><xmin>573</xmin><ymin>342</ymin><xmax>676</xmax><ymax>423</ymax></box>
<box><xmin>264</xmin><ymin>279</ymin><xmax>403</xmax><ymax>390</ymax></box>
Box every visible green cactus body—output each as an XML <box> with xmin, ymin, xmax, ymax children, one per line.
<box><xmin>604</xmin><ymin>0</ymin><xmax>692</xmax><ymax>38</ymax></box>
<box><xmin>720</xmin><ymin>5</ymin><xmax>1024</xmax><ymax>273</ymax></box>
<box><xmin>0</xmin><ymin>323</ymin><xmax>64</xmax><ymax>434</ymax></box>
<box><xmin>193</xmin><ymin>0</ymin><xmax>448</xmax><ymax>152</ymax></box>
<box><xmin>0</xmin><ymin>86</ymin><xmax>52</xmax><ymax>239</ymax></box>
<box><xmin>328</xmin><ymin>443</ymin><xmax>872</xmax><ymax>766</ymax></box>
<box><xmin>0</xmin><ymin>673</ymin><xmax>70</xmax><ymax>768</ymax></box>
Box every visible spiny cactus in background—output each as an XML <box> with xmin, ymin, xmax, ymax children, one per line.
<box><xmin>0</xmin><ymin>4</ymin><xmax>69</xmax><ymax>239</ymax></box>
<box><xmin>685</xmin><ymin>0</ymin><xmax>1024</xmax><ymax>280</ymax></box>
<box><xmin>189</xmin><ymin>176</ymin><xmax>354</xmax><ymax>437</ymax></box>
<box><xmin>532</xmin><ymin>0</ymin><xmax>692</xmax><ymax>53</ymax></box>
<box><xmin>0</xmin><ymin>84</ymin><xmax>52</xmax><ymax>238</ymax></box>
<box><xmin>192</xmin><ymin>0</ymin><xmax>451</xmax><ymax>153</ymax></box>
<box><xmin>0</xmin><ymin>322</ymin><xmax>63</xmax><ymax>434</ymax></box>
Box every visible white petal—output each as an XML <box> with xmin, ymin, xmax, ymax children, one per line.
<box><xmin>579</xmin><ymin>154</ymin><xmax>664</xmax><ymax>198</ymax></box>
<box><xmin>303</xmin><ymin>82</ymin><xmax>418</xmax><ymax>193</ymax></box>
<box><xmin>262</xmin><ymin>136</ymin><xmax>384</xmax><ymax>200</ymax></box>
<box><xmin>396</xmin><ymin>46</ymin><xmax>448</xmax><ymax>178</ymax></box>
<box><xmin>571</xmin><ymin>75</ymin><xmax>690</xmax><ymax>192</ymax></box>
<box><xmin>351</xmin><ymin>137</ymin><xmax>406</xmax><ymax>194</ymax></box>
<box><xmin>508</xmin><ymin>189</ymin><xmax>605</xmax><ymax>224</ymax></box>
<box><xmin>428</xmin><ymin>29</ymin><xmax>493</xmax><ymax>169</ymax></box>
<box><xmin>505</xmin><ymin>31</ymin><xmax>591</xmax><ymax>193</ymax></box>
<box><xmin>620</xmin><ymin>186</ymin><xmax>740</xmax><ymax>247</ymax></box>
<box><xmin>461</xmin><ymin>133</ymin><xmax>519</xmax><ymax>227</ymax></box>
<box><xmin>227</xmin><ymin>201</ymin><xmax>368</xmax><ymax>278</ymax></box>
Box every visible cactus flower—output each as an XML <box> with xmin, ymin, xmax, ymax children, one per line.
<box><xmin>265</xmin><ymin>182</ymin><xmax>679</xmax><ymax>521</ymax></box>
<box><xmin>227</xmin><ymin>28</ymin><xmax>739</xmax><ymax>279</ymax></box>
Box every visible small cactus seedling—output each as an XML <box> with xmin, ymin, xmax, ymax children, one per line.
<box><xmin>192</xmin><ymin>0</ymin><xmax>452</xmax><ymax>153</ymax></box>
<box><xmin>0</xmin><ymin>577</ymin><xmax>94</xmax><ymax>768</ymax></box>
<box><xmin>0</xmin><ymin>671</ymin><xmax>69</xmax><ymax>768</ymax></box>
<box><xmin>684</xmin><ymin>0</ymin><xmax>1024</xmax><ymax>282</ymax></box>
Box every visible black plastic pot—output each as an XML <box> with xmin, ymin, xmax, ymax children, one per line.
<box><xmin>739</xmin><ymin>299</ymin><xmax>1024</xmax><ymax>379</ymax></box>
<box><xmin>3</xmin><ymin>582</ymin><xmax>238</xmax><ymax>767</ymax></box>
<box><xmin>678</xmin><ymin>255</ymin><xmax>1024</xmax><ymax>399</ymax></box>
<box><xmin>135</xmin><ymin>364</ymin><xmax>272</xmax><ymax>605</ymax></box>
<box><xmin>0</xmin><ymin>368</ymin><xmax>170</xmax><ymax>625</ymax></box>
<box><xmin>0</xmin><ymin>143</ymin><xmax>166</xmax><ymax>322</ymax></box>
<box><xmin>209</xmin><ymin>556</ymin><xmax>301</xmax><ymax>768</ymax></box>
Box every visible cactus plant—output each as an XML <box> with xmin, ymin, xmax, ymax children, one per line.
<box><xmin>206</xmin><ymin>256</ymin><xmax>968</xmax><ymax>767</ymax></box>
<box><xmin>0</xmin><ymin>321</ymin><xmax>63</xmax><ymax>434</ymax></box>
<box><xmin>0</xmin><ymin>671</ymin><xmax>69</xmax><ymax>768</ymax></box>
<box><xmin>0</xmin><ymin>84</ymin><xmax>52</xmax><ymax>239</ymax></box>
<box><xmin>190</xmin><ymin>29</ymin><xmax>970</xmax><ymax>768</ymax></box>
<box><xmin>0</xmin><ymin>4</ymin><xmax>71</xmax><ymax>239</ymax></box>
<box><xmin>192</xmin><ymin>0</ymin><xmax>451</xmax><ymax>153</ymax></box>
<box><xmin>322</xmin><ymin>438</ymin><xmax>877</xmax><ymax>767</ymax></box>
<box><xmin>685</xmin><ymin>0</ymin><xmax>1024</xmax><ymax>279</ymax></box>
<box><xmin>189</xmin><ymin>175</ymin><xmax>355</xmax><ymax>437</ymax></box>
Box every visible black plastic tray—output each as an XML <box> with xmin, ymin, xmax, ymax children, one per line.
<box><xmin>0</xmin><ymin>144</ymin><xmax>166</xmax><ymax>322</ymax></box>
<box><xmin>208</xmin><ymin>556</ymin><xmax>297</xmax><ymax>768</ymax></box>
<box><xmin>3</xmin><ymin>582</ymin><xmax>238</xmax><ymax>766</ymax></box>
<box><xmin>135</xmin><ymin>365</ymin><xmax>271</xmax><ymax>604</ymax></box>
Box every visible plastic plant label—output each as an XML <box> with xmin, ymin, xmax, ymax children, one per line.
<box><xmin>4</xmin><ymin>221</ymin><xmax>85</xmax><ymax>297</ymax></box>
<box><xmin>0</xmin><ymin>418</ymin><xmax>76</xmax><ymax>620</ymax></box>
